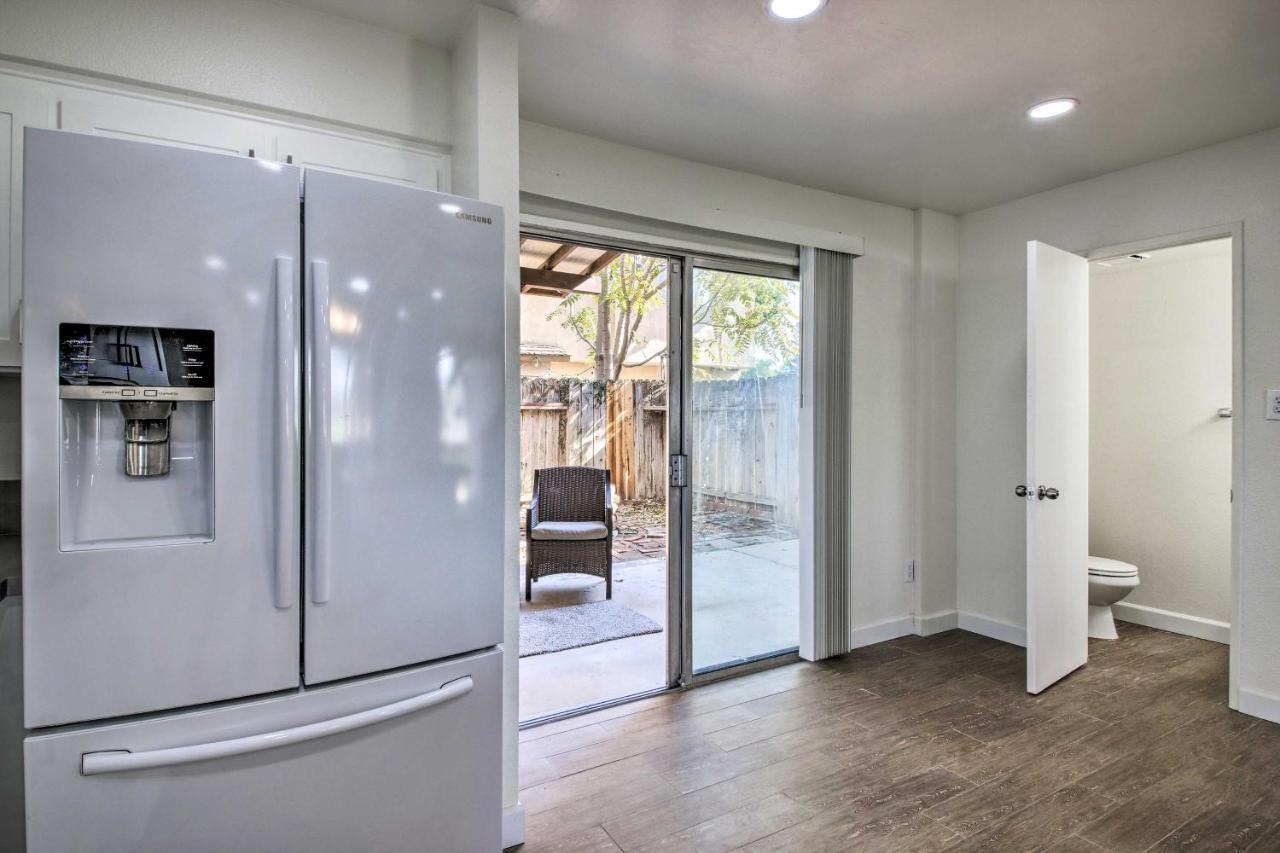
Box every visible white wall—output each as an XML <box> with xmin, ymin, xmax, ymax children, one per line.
<box><xmin>1090</xmin><ymin>240</ymin><xmax>1232</xmax><ymax>629</ymax></box>
<box><xmin>0</xmin><ymin>0</ymin><xmax>453</xmax><ymax>145</ymax></box>
<box><xmin>957</xmin><ymin>127</ymin><xmax>1280</xmax><ymax>720</ymax></box>
<box><xmin>521</xmin><ymin>120</ymin><xmax>941</xmax><ymax>642</ymax></box>
<box><xmin>448</xmin><ymin>7</ymin><xmax>524</xmax><ymax>848</ymax></box>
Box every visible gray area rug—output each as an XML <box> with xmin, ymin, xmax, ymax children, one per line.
<box><xmin>520</xmin><ymin>601</ymin><xmax>662</xmax><ymax>657</ymax></box>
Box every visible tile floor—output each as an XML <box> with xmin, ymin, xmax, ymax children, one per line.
<box><xmin>515</xmin><ymin>623</ymin><xmax>1278</xmax><ymax>852</ymax></box>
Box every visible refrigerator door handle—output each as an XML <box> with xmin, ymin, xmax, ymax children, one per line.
<box><xmin>309</xmin><ymin>259</ymin><xmax>333</xmax><ymax>605</ymax></box>
<box><xmin>274</xmin><ymin>256</ymin><xmax>299</xmax><ymax>610</ymax></box>
<box><xmin>79</xmin><ymin>676</ymin><xmax>474</xmax><ymax>776</ymax></box>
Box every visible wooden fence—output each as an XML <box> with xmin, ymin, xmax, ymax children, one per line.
<box><xmin>690</xmin><ymin>373</ymin><xmax>799</xmax><ymax>526</ymax></box>
<box><xmin>520</xmin><ymin>374</ymin><xmax>799</xmax><ymax>524</ymax></box>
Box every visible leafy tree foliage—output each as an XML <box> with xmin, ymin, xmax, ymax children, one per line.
<box><xmin>691</xmin><ymin>268</ymin><xmax>798</xmax><ymax>377</ymax></box>
<box><xmin>552</xmin><ymin>254</ymin><xmax>799</xmax><ymax>380</ymax></box>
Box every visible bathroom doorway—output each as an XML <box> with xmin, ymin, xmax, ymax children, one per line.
<box><xmin>1086</xmin><ymin>237</ymin><xmax>1234</xmax><ymax>646</ymax></box>
<box><xmin>1023</xmin><ymin>229</ymin><xmax>1240</xmax><ymax>701</ymax></box>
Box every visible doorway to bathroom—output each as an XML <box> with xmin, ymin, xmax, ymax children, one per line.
<box><xmin>1087</xmin><ymin>237</ymin><xmax>1234</xmax><ymax>651</ymax></box>
<box><xmin>1022</xmin><ymin>230</ymin><xmax>1240</xmax><ymax>699</ymax></box>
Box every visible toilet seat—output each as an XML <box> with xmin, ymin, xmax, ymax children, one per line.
<box><xmin>1088</xmin><ymin>556</ymin><xmax>1138</xmax><ymax>577</ymax></box>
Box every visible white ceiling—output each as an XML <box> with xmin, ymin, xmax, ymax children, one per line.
<box><xmin>288</xmin><ymin>0</ymin><xmax>1280</xmax><ymax>214</ymax></box>
<box><xmin>283</xmin><ymin>0</ymin><xmax>517</xmax><ymax>48</ymax></box>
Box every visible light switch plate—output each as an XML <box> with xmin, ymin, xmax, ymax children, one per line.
<box><xmin>1269</xmin><ymin>390</ymin><xmax>1280</xmax><ymax>421</ymax></box>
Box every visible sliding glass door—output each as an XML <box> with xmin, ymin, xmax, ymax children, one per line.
<box><xmin>684</xmin><ymin>263</ymin><xmax>802</xmax><ymax>673</ymax></box>
<box><xmin>516</xmin><ymin>228</ymin><xmax>804</xmax><ymax>723</ymax></box>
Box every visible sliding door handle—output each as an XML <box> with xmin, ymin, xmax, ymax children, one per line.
<box><xmin>80</xmin><ymin>677</ymin><xmax>474</xmax><ymax>776</ymax></box>
<box><xmin>309</xmin><ymin>260</ymin><xmax>333</xmax><ymax>605</ymax></box>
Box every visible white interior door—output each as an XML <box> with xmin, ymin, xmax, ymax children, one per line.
<box><xmin>1026</xmin><ymin>240</ymin><xmax>1090</xmax><ymax>694</ymax></box>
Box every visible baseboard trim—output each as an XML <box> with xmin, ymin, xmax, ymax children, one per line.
<box><xmin>915</xmin><ymin>610</ymin><xmax>959</xmax><ymax>636</ymax></box>
<box><xmin>1111</xmin><ymin>602</ymin><xmax>1230</xmax><ymax>645</ymax></box>
<box><xmin>958</xmin><ymin>611</ymin><xmax>1027</xmax><ymax>647</ymax></box>
<box><xmin>1239</xmin><ymin>688</ymin><xmax>1280</xmax><ymax>726</ymax></box>
<box><xmin>502</xmin><ymin>802</ymin><xmax>525</xmax><ymax>850</ymax></box>
<box><xmin>848</xmin><ymin>615</ymin><xmax>914</xmax><ymax>649</ymax></box>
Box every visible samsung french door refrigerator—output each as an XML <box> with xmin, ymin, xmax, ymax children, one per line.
<box><xmin>20</xmin><ymin>129</ymin><xmax>504</xmax><ymax>852</ymax></box>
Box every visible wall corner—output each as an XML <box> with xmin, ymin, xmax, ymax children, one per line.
<box><xmin>911</xmin><ymin>209</ymin><xmax>960</xmax><ymax>627</ymax></box>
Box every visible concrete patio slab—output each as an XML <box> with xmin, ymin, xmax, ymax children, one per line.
<box><xmin>519</xmin><ymin>536</ymin><xmax>799</xmax><ymax>720</ymax></box>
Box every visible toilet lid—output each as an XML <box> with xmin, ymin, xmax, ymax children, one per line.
<box><xmin>1088</xmin><ymin>556</ymin><xmax>1138</xmax><ymax>577</ymax></box>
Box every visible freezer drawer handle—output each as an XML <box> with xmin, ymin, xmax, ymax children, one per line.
<box><xmin>79</xmin><ymin>676</ymin><xmax>474</xmax><ymax>776</ymax></box>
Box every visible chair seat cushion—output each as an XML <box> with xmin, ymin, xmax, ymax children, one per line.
<box><xmin>531</xmin><ymin>521</ymin><xmax>608</xmax><ymax>541</ymax></box>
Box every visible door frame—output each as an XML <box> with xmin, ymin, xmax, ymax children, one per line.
<box><xmin>516</xmin><ymin>224</ymin><xmax>804</xmax><ymax>715</ymax></box>
<box><xmin>1084</xmin><ymin>222</ymin><xmax>1243</xmax><ymax>710</ymax></box>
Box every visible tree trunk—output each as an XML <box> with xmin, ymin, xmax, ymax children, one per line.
<box><xmin>595</xmin><ymin>272</ymin><xmax>611</xmax><ymax>380</ymax></box>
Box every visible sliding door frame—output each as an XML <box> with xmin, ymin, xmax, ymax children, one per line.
<box><xmin>519</xmin><ymin>223</ymin><xmax>803</xmax><ymax>707</ymax></box>
<box><xmin>671</xmin><ymin>256</ymin><xmax>693</xmax><ymax>685</ymax></box>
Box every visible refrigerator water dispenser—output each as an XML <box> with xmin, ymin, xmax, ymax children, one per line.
<box><xmin>57</xmin><ymin>324</ymin><xmax>215</xmax><ymax>550</ymax></box>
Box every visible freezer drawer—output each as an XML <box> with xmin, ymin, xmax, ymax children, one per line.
<box><xmin>25</xmin><ymin>648</ymin><xmax>501</xmax><ymax>853</ymax></box>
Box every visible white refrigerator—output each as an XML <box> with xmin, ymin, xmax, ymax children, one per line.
<box><xmin>19</xmin><ymin>128</ymin><xmax>505</xmax><ymax>852</ymax></box>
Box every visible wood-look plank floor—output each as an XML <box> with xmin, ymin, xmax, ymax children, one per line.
<box><xmin>513</xmin><ymin>624</ymin><xmax>1280</xmax><ymax>853</ymax></box>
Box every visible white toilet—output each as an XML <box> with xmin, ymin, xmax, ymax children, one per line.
<box><xmin>1088</xmin><ymin>556</ymin><xmax>1140</xmax><ymax>640</ymax></box>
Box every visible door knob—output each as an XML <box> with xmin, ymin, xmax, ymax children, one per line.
<box><xmin>1014</xmin><ymin>485</ymin><xmax>1032</xmax><ymax>498</ymax></box>
<box><xmin>1037</xmin><ymin>486</ymin><xmax>1060</xmax><ymax>500</ymax></box>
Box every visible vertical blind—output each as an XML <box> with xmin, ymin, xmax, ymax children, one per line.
<box><xmin>804</xmin><ymin>247</ymin><xmax>855</xmax><ymax>659</ymax></box>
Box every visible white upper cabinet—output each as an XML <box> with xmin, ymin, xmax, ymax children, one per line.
<box><xmin>59</xmin><ymin>94</ymin><xmax>269</xmax><ymax>158</ymax></box>
<box><xmin>0</xmin><ymin>83</ymin><xmax>54</xmax><ymax>367</ymax></box>
<box><xmin>274</xmin><ymin>125</ymin><xmax>448</xmax><ymax>190</ymax></box>
<box><xmin>0</xmin><ymin>70</ymin><xmax>450</xmax><ymax>369</ymax></box>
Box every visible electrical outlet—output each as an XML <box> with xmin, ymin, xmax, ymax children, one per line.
<box><xmin>1268</xmin><ymin>390</ymin><xmax>1280</xmax><ymax>421</ymax></box>
<box><xmin>905</xmin><ymin>559</ymin><xmax>916</xmax><ymax>583</ymax></box>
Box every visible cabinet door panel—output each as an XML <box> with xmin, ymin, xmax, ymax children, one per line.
<box><xmin>0</xmin><ymin>84</ymin><xmax>53</xmax><ymax>366</ymax></box>
<box><xmin>59</xmin><ymin>95</ymin><xmax>269</xmax><ymax>158</ymax></box>
<box><xmin>276</xmin><ymin>125</ymin><xmax>447</xmax><ymax>189</ymax></box>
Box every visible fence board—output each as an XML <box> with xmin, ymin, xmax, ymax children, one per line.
<box><xmin>520</xmin><ymin>374</ymin><xmax>797</xmax><ymax>521</ymax></box>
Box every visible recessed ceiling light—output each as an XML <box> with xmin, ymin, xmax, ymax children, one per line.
<box><xmin>1027</xmin><ymin>98</ymin><xmax>1079</xmax><ymax>119</ymax></box>
<box><xmin>768</xmin><ymin>0</ymin><xmax>825</xmax><ymax>20</ymax></box>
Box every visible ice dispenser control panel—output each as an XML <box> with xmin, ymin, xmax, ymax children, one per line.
<box><xmin>58</xmin><ymin>324</ymin><xmax>215</xmax><ymax>401</ymax></box>
<box><xmin>56</xmin><ymin>323</ymin><xmax>218</xmax><ymax>539</ymax></box>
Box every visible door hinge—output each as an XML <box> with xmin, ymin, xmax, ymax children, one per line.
<box><xmin>669</xmin><ymin>454</ymin><xmax>688</xmax><ymax>488</ymax></box>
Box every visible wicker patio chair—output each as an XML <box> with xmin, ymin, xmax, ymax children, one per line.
<box><xmin>525</xmin><ymin>466</ymin><xmax>613</xmax><ymax>601</ymax></box>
